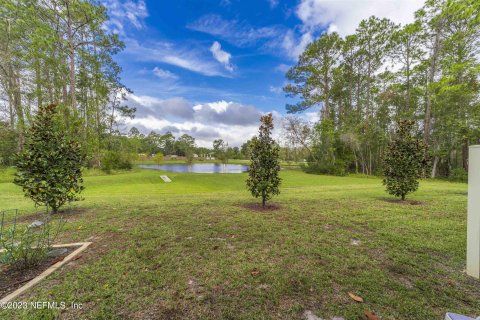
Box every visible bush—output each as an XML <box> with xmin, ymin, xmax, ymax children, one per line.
<box><xmin>0</xmin><ymin>212</ymin><xmax>64</xmax><ymax>270</ymax></box>
<box><xmin>246</xmin><ymin>113</ymin><xmax>281</xmax><ymax>207</ymax></box>
<box><xmin>449</xmin><ymin>168</ymin><xmax>467</xmax><ymax>183</ymax></box>
<box><xmin>383</xmin><ymin>120</ymin><xmax>427</xmax><ymax>200</ymax></box>
<box><xmin>0</xmin><ymin>123</ymin><xmax>17</xmax><ymax>166</ymax></box>
<box><xmin>101</xmin><ymin>150</ymin><xmax>133</xmax><ymax>173</ymax></box>
<box><xmin>153</xmin><ymin>152</ymin><xmax>164</xmax><ymax>165</ymax></box>
<box><xmin>14</xmin><ymin>104</ymin><xmax>85</xmax><ymax>214</ymax></box>
<box><xmin>301</xmin><ymin>161</ymin><xmax>347</xmax><ymax>176</ymax></box>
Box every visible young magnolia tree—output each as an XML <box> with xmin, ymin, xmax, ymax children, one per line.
<box><xmin>14</xmin><ymin>104</ymin><xmax>85</xmax><ymax>213</ymax></box>
<box><xmin>247</xmin><ymin>113</ymin><xmax>281</xmax><ymax>207</ymax></box>
<box><xmin>383</xmin><ymin>120</ymin><xmax>427</xmax><ymax>200</ymax></box>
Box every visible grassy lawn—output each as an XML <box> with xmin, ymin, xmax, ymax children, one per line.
<box><xmin>0</xmin><ymin>167</ymin><xmax>478</xmax><ymax>319</ymax></box>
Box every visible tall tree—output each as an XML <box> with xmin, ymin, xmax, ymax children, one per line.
<box><xmin>285</xmin><ymin>32</ymin><xmax>343</xmax><ymax>119</ymax></box>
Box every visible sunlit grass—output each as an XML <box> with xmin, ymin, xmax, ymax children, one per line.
<box><xmin>0</xmin><ymin>168</ymin><xmax>476</xmax><ymax>319</ymax></box>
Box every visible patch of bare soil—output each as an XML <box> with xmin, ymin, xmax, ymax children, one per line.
<box><xmin>0</xmin><ymin>246</ymin><xmax>79</xmax><ymax>299</ymax></box>
<box><xmin>241</xmin><ymin>203</ymin><xmax>281</xmax><ymax>211</ymax></box>
<box><xmin>380</xmin><ymin>198</ymin><xmax>424</xmax><ymax>205</ymax></box>
<box><xmin>10</xmin><ymin>208</ymin><xmax>89</xmax><ymax>225</ymax></box>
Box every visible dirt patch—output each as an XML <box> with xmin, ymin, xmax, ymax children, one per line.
<box><xmin>4</xmin><ymin>208</ymin><xmax>90</xmax><ymax>227</ymax></box>
<box><xmin>241</xmin><ymin>203</ymin><xmax>281</xmax><ymax>211</ymax></box>
<box><xmin>0</xmin><ymin>245</ymin><xmax>79</xmax><ymax>299</ymax></box>
<box><xmin>380</xmin><ymin>198</ymin><xmax>424</xmax><ymax>206</ymax></box>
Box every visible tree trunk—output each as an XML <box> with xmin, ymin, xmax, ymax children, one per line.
<box><xmin>66</xmin><ymin>0</ymin><xmax>76</xmax><ymax>112</ymax></box>
<box><xmin>462</xmin><ymin>139</ymin><xmax>469</xmax><ymax>172</ymax></box>
<box><xmin>62</xmin><ymin>55</ymin><xmax>68</xmax><ymax>105</ymax></box>
<box><xmin>424</xmin><ymin>21</ymin><xmax>442</xmax><ymax>148</ymax></box>
<box><xmin>406</xmin><ymin>48</ymin><xmax>411</xmax><ymax>114</ymax></box>
<box><xmin>35</xmin><ymin>56</ymin><xmax>42</xmax><ymax>108</ymax></box>
<box><xmin>431</xmin><ymin>156</ymin><xmax>439</xmax><ymax>178</ymax></box>
<box><xmin>11</xmin><ymin>67</ymin><xmax>25</xmax><ymax>150</ymax></box>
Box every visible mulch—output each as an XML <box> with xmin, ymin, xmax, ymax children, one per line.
<box><xmin>0</xmin><ymin>246</ymin><xmax>77</xmax><ymax>299</ymax></box>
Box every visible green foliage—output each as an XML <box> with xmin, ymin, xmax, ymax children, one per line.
<box><xmin>240</xmin><ymin>140</ymin><xmax>254</xmax><ymax>159</ymax></box>
<box><xmin>176</xmin><ymin>134</ymin><xmax>196</xmax><ymax>157</ymax></box>
<box><xmin>246</xmin><ymin>113</ymin><xmax>281</xmax><ymax>207</ymax></box>
<box><xmin>14</xmin><ymin>105</ymin><xmax>85</xmax><ymax>213</ymax></box>
<box><xmin>153</xmin><ymin>152</ymin><xmax>164</xmax><ymax>165</ymax></box>
<box><xmin>383</xmin><ymin>120</ymin><xmax>427</xmax><ymax>200</ymax></box>
<box><xmin>101</xmin><ymin>150</ymin><xmax>133</xmax><ymax>173</ymax></box>
<box><xmin>282</xmin><ymin>0</ymin><xmax>480</xmax><ymax>178</ymax></box>
<box><xmin>0</xmin><ymin>213</ymin><xmax>64</xmax><ymax>270</ymax></box>
<box><xmin>213</xmin><ymin>139</ymin><xmax>229</xmax><ymax>164</ymax></box>
<box><xmin>302</xmin><ymin>161</ymin><xmax>347</xmax><ymax>176</ymax></box>
<box><xmin>449</xmin><ymin>168</ymin><xmax>467</xmax><ymax>183</ymax></box>
<box><xmin>0</xmin><ymin>123</ymin><xmax>17</xmax><ymax>166</ymax></box>
<box><xmin>185</xmin><ymin>151</ymin><xmax>194</xmax><ymax>165</ymax></box>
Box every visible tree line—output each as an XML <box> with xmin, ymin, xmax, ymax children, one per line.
<box><xmin>123</xmin><ymin>127</ymin><xmax>252</xmax><ymax>162</ymax></box>
<box><xmin>2</xmin><ymin>0</ymin><xmax>478</xmax><ymax>181</ymax></box>
<box><xmin>0</xmin><ymin>0</ymin><xmax>133</xmax><ymax>166</ymax></box>
<box><xmin>284</xmin><ymin>0</ymin><xmax>480</xmax><ymax>178</ymax></box>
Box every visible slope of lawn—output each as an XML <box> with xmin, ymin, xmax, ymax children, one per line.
<box><xmin>0</xmin><ymin>167</ymin><xmax>477</xmax><ymax>320</ymax></box>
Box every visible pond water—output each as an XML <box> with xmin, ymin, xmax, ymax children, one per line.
<box><xmin>138</xmin><ymin>163</ymin><xmax>249</xmax><ymax>174</ymax></box>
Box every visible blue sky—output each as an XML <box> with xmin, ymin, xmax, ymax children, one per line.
<box><xmin>102</xmin><ymin>0</ymin><xmax>423</xmax><ymax>146</ymax></box>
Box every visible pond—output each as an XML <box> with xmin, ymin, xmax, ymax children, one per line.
<box><xmin>138</xmin><ymin>163</ymin><xmax>249</xmax><ymax>174</ymax></box>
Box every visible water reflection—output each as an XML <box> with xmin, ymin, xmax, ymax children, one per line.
<box><xmin>138</xmin><ymin>163</ymin><xmax>248</xmax><ymax>173</ymax></box>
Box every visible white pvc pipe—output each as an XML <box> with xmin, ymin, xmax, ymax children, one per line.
<box><xmin>467</xmin><ymin>145</ymin><xmax>480</xmax><ymax>278</ymax></box>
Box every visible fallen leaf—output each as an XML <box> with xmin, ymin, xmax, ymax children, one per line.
<box><xmin>364</xmin><ymin>310</ymin><xmax>379</xmax><ymax>320</ymax></box>
<box><xmin>348</xmin><ymin>292</ymin><xmax>364</xmax><ymax>303</ymax></box>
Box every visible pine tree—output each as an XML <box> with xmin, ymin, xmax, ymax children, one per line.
<box><xmin>383</xmin><ymin>120</ymin><xmax>427</xmax><ymax>200</ymax></box>
<box><xmin>14</xmin><ymin>104</ymin><xmax>85</xmax><ymax>213</ymax></box>
<box><xmin>247</xmin><ymin>113</ymin><xmax>281</xmax><ymax>207</ymax></box>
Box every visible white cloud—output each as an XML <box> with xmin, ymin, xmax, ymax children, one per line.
<box><xmin>101</xmin><ymin>0</ymin><xmax>148</xmax><ymax>35</ymax></box>
<box><xmin>282</xmin><ymin>29</ymin><xmax>313</xmax><ymax>60</ymax></box>
<box><xmin>280</xmin><ymin>0</ymin><xmax>423</xmax><ymax>61</ymax></box>
<box><xmin>209</xmin><ymin>41</ymin><xmax>235</xmax><ymax>72</ymax></box>
<box><xmin>295</xmin><ymin>0</ymin><xmax>423</xmax><ymax>37</ymax></box>
<box><xmin>275</xmin><ymin>63</ymin><xmax>291</xmax><ymax>73</ymax></box>
<box><xmin>124</xmin><ymin>95</ymin><xmax>268</xmax><ymax>147</ymax></box>
<box><xmin>269</xmin><ymin>85</ymin><xmax>283</xmax><ymax>94</ymax></box>
<box><xmin>188</xmin><ymin>14</ymin><xmax>283</xmax><ymax>47</ymax></box>
<box><xmin>127</xmin><ymin>94</ymin><xmax>194</xmax><ymax>119</ymax></box>
<box><xmin>268</xmin><ymin>0</ymin><xmax>279</xmax><ymax>8</ymax></box>
<box><xmin>123</xmin><ymin>38</ymin><xmax>230</xmax><ymax>77</ymax></box>
<box><xmin>152</xmin><ymin>67</ymin><xmax>178</xmax><ymax>80</ymax></box>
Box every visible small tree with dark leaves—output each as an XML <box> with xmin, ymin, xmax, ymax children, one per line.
<box><xmin>383</xmin><ymin>120</ymin><xmax>427</xmax><ymax>200</ymax></box>
<box><xmin>247</xmin><ymin>113</ymin><xmax>281</xmax><ymax>207</ymax></box>
<box><xmin>14</xmin><ymin>104</ymin><xmax>85</xmax><ymax>213</ymax></box>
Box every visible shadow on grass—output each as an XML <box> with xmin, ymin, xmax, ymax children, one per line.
<box><xmin>240</xmin><ymin>202</ymin><xmax>282</xmax><ymax>212</ymax></box>
<box><xmin>378</xmin><ymin>197</ymin><xmax>425</xmax><ymax>206</ymax></box>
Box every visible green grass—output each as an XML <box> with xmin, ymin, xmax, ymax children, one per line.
<box><xmin>0</xmin><ymin>168</ymin><xmax>477</xmax><ymax>319</ymax></box>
